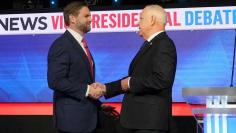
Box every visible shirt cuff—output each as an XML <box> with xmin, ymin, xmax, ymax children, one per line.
<box><xmin>85</xmin><ymin>85</ymin><xmax>90</xmax><ymax>97</ymax></box>
<box><xmin>128</xmin><ymin>77</ymin><xmax>131</xmax><ymax>88</ymax></box>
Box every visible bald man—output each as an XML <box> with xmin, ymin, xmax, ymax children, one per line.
<box><xmin>98</xmin><ymin>5</ymin><xmax>177</xmax><ymax>133</ymax></box>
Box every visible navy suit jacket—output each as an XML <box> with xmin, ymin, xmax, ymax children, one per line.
<box><xmin>47</xmin><ymin>30</ymin><xmax>99</xmax><ymax>132</ymax></box>
<box><xmin>105</xmin><ymin>32</ymin><xmax>177</xmax><ymax>130</ymax></box>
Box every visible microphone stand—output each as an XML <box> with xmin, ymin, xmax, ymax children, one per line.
<box><xmin>230</xmin><ymin>30</ymin><xmax>236</xmax><ymax>87</ymax></box>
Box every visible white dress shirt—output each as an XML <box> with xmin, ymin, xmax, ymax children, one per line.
<box><xmin>67</xmin><ymin>28</ymin><xmax>91</xmax><ymax>97</ymax></box>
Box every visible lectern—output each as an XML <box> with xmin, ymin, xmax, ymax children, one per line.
<box><xmin>182</xmin><ymin>87</ymin><xmax>236</xmax><ymax>133</ymax></box>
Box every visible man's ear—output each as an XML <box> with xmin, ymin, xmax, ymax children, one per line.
<box><xmin>150</xmin><ymin>15</ymin><xmax>156</xmax><ymax>26</ymax></box>
<box><xmin>69</xmin><ymin>15</ymin><xmax>76</xmax><ymax>24</ymax></box>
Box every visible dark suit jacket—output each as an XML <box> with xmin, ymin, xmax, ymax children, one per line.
<box><xmin>105</xmin><ymin>32</ymin><xmax>177</xmax><ymax>131</ymax></box>
<box><xmin>47</xmin><ymin>30</ymin><xmax>99</xmax><ymax>132</ymax></box>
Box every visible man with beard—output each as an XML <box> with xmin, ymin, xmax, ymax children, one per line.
<box><xmin>47</xmin><ymin>1</ymin><xmax>104</xmax><ymax>133</ymax></box>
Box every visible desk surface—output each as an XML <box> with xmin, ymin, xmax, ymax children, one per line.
<box><xmin>183</xmin><ymin>87</ymin><xmax>236</xmax><ymax>104</ymax></box>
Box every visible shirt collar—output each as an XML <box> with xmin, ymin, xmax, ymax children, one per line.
<box><xmin>67</xmin><ymin>28</ymin><xmax>83</xmax><ymax>44</ymax></box>
<box><xmin>147</xmin><ymin>30</ymin><xmax>164</xmax><ymax>42</ymax></box>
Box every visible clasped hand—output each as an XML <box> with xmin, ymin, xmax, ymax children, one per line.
<box><xmin>88</xmin><ymin>82</ymin><xmax>106</xmax><ymax>99</ymax></box>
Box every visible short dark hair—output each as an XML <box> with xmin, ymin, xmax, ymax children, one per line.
<box><xmin>63</xmin><ymin>1</ymin><xmax>88</xmax><ymax>26</ymax></box>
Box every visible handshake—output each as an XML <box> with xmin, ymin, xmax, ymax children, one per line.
<box><xmin>88</xmin><ymin>82</ymin><xmax>106</xmax><ymax>99</ymax></box>
<box><xmin>87</xmin><ymin>77</ymin><xmax>130</xmax><ymax>100</ymax></box>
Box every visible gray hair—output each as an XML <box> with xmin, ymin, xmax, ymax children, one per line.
<box><xmin>146</xmin><ymin>5</ymin><xmax>167</xmax><ymax>26</ymax></box>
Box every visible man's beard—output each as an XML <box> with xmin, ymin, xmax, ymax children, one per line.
<box><xmin>78</xmin><ymin>23</ymin><xmax>91</xmax><ymax>33</ymax></box>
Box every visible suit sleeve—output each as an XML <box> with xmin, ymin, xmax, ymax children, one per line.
<box><xmin>104</xmin><ymin>77</ymin><xmax>128</xmax><ymax>99</ymax></box>
<box><xmin>47</xmin><ymin>43</ymin><xmax>87</xmax><ymax>100</ymax></box>
<box><xmin>129</xmin><ymin>39</ymin><xmax>177</xmax><ymax>94</ymax></box>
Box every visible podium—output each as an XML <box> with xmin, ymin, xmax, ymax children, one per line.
<box><xmin>182</xmin><ymin>87</ymin><xmax>236</xmax><ymax>133</ymax></box>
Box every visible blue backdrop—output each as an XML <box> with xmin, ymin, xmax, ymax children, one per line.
<box><xmin>0</xmin><ymin>29</ymin><xmax>235</xmax><ymax>102</ymax></box>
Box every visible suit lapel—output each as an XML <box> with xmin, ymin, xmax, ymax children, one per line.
<box><xmin>129</xmin><ymin>43</ymin><xmax>151</xmax><ymax>74</ymax></box>
<box><xmin>65</xmin><ymin>31</ymin><xmax>94</xmax><ymax>80</ymax></box>
<box><xmin>129</xmin><ymin>32</ymin><xmax>167</xmax><ymax>75</ymax></box>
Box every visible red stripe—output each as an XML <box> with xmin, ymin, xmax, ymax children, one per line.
<box><xmin>0</xmin><ymin>102</ymin><xmax>204</xmax><ymax>116</ymax></box>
